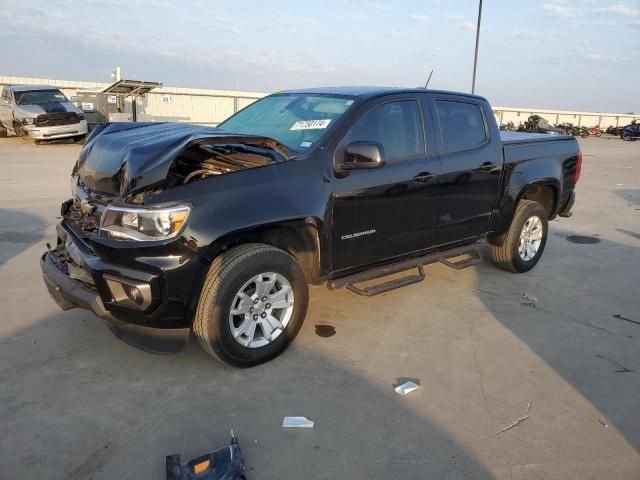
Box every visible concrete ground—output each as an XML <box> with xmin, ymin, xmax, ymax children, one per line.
<box><xmin>0</xmin><ymin>135</ymin><xmax>638</xmax><ymax>479</ymax></box>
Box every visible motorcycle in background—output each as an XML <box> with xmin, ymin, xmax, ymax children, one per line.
<box><xmin>588</xmin><ymin>126</ymin><xmax>603</xmax><ymax>137</ymax></box>
<box><xmin>621</xmin><ymin>120</ymin><xmax>640</xmax><ymax>140</ymax></box>
<box><xmin>500</xmin><ymin>121</ymin><xmax>516</xmax><ymax>131</ymax></box>
<box><xmin>556</xmin><ymin>122</ymin><xmax>574</xmax><ymax>135</ymax></box>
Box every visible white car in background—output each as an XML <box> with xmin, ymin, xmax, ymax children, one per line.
<box><xmin>0</xmin><ymin>84</ymin><xmax>88</xmax><ymax>143</ymax></box>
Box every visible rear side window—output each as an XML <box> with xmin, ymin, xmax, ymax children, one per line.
<box><xmin>435</xmin><ymin>100</ymin><xmax>487</xmax><ymax>153</ymax></box>
<box><xmin>344</xmin><ymin>100</ymin><xmax>424</xmax><ymax>161</ymax></box>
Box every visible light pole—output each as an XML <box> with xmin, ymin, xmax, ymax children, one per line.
<box><xmin>471</xmin><ymin>0</ymin><xmax>483</xmax><ymax>94</ymax></box>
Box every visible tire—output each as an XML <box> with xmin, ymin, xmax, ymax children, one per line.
<box><xmin>193</xmin><ymin>243</ymin><xmax>309</xmax><ymax>367</ymax></box>
<box><xmin>491</xmin><ymin>200</ymin><xmax>548</xmax><ymax>273</ymax></box>
<box><xmin>0</xmin><ymin>125</ymin><xmax>7</xmax><ymax>138</ymax></box>
<box><xmin>72</xmin><ymin>135</ymin><xmax>86</xmax><ymax>144</ymax></box>
<box><xmin>13</xmin><ymin>122</ymin><xmax>26</xmax><ymax>137</ymax></box>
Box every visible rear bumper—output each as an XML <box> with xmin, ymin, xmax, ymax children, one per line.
<box><xmin>41</xmin><ymin>251</ymin><xmax>190</xmax><ymax>354</ymax></box>
<box><xmin>26</xmin><ymin>120</ymin><xmax>88</xmax><ymax>140</ymax></box>
<box><xmin>558</xmin><ymin>191</ymin><xmax>575</xmax><ymax>218</ymax></box>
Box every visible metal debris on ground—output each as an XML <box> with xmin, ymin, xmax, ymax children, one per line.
<box><xmin>282</xmin><ymin>416</ymin><xmax>315</xmax><ymax>429</ymax></box>
<box><xmin>612</xmin><ymin>313</ymin><xmax>640</xmax><ymax>326</ymax></box>
<box><xmin>166</xmin><ymin>430</ymin><xmax>245</xmax><ymax>480</ymax></box>
<box><xmin>490</xmin><ymin>402</ymin><xmax>532</xmax><ymax>437</ymax></box>
<box><xmin>595</xmin><ymin>353</ymin><xmax>635</xmax><ymax>373</ymax></box>
<box><xmin>521</xmin><ymin>292</ymin><xmax>538</xmax><ymax>308</ymax></box>
<box><xmin>394</xmin><ymin>381</ymin><xmax>421</xmax><ymax>396</ymax></box>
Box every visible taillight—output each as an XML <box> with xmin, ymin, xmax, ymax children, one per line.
<box><xmin>575</xmin><ymin>150</ymin><xmax>582</xmax><ymax>183</ymax></box>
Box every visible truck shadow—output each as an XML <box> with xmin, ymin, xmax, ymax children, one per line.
<box><xmin>472</xmin><ymin>228</ymin><xmax>640</xmax><ymax>451</ymax></box>
<box><xmin>1</xmin><ymin>310</ymin><xmax>494</xmax><ymax>479</ymax></box>
<box><xmin>616</xmin><ymin>188</ymin><xmax>640</xmax><ymax>206</ymax></box>
<box><xmin>0</xmin><ymin>208</ymin><xmax>47</xmax><ymax>265</ymax></box>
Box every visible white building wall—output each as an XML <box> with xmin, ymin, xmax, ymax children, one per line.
<box><xmin>1</xmin><ymin>75</ymin><xmax>636</xmax><ymax>128</ymax></box>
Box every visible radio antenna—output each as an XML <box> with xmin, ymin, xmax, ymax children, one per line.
<box><xmin>424</xmin><ymin>70</ymin><xmax>434</xmax><ymax>88</ymax></box>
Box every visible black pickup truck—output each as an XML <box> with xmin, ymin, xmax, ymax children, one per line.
<box><xmin>41</xmin><ymin>87</ymin><xmax>580</xmax><ymax>366</ymax></box>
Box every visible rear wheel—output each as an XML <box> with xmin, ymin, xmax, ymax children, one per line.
<box><xmin>491</xmin><ymin>200</ymin><xmax>548</xmax><ymax>273</ymax></box>
<box><xmin>193</xmin><ymin>243</ymin><xmax>309</xmax><ymax>367</ymax></box>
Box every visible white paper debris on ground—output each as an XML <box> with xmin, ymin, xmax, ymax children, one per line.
<box><xmin>282</xmin><ymin>416</ymin><xmax>314</xmax><ymax>429</ymax></box>
<box><xmin>522</xmin><ymin>293</ymin><xmax>538</xmax><ymax>303</ymax></box>
<box><xmin>395</xmin><ymin>381</ymin><xmax>421</xmax><ymax>396</ymax></box>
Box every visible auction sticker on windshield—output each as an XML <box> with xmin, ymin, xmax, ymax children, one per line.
<box><xmin>290</xmin><ymin>119</ymin><xmax>331</xmax><ymax>130</ymax></box>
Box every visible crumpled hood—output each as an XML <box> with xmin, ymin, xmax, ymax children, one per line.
<box><xmin>74</xmin><ymin>122</ymin><xmax>287</xmax><ymax>198</ymax></box>
<box><xmin>15</xmin><ymin>102</ymin><xmax>79</xmax><ymax>118</ymax></box>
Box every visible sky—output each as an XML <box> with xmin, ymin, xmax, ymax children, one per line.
<box><xmin>1</xmin><ymin>0</ymin><xmax>639</xmax><ymax>113</ymax></box>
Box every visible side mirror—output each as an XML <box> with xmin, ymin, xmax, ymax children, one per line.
<box><xmin>340</xmin><ymin>142</ymin><xmax>385</xmax><ymax>170</ymax></box>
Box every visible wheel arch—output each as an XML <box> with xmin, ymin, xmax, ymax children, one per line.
<box><xmin>202</xmin><ymin>218</ymin><xmax>324</xmax><ymax>286</ymax></box>
<box><xmin>489</xmin><ymin>179</ymin><xmax>559</xmax><ymax>246</ymax></box>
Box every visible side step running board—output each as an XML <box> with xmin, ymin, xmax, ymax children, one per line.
<box><xmin>346</xmin><ymin>265</ymin><xmax>425</xmax><ymax>297</ymax></box>
<box><xmin>328</xmin><ymin>243</ymin><xmax>483</xmax><ymax>297</ymax></box>
<box><xmin>439</xmin><ymin>249</ymin><xmax>481</xmax><ymax>270</ymax></box>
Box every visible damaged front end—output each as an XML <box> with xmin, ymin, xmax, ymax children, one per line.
<box><xmin>43</xmin><ymin>122</ymin><xmax>294</xmax><ymax>353</ymax></box>
<box><xmin>63</xmin><ymin>122</ymin><xmax>292</xmax><ymax>240</ymax></box>
<box><xmin>74</xmin><ymin>122</ymin><xmax>292</xmax><ymax>203</ymax></box>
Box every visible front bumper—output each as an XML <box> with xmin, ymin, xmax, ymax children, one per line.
<box><xmin>40</xmin><ymin>222</ymin><xmax>193</xmax><ymax>354</ymax></box>
<box><xmin>26</xmin><ymin>120</ymin><xmax>88</xmax><ymax>140</ymax></box>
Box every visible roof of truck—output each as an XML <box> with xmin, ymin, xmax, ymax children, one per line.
<box><xmin>6</xmin><ymin>84</ymin><xmax>60</xmax><ymax>92</ymax></box>
<box><xmin>281</xmin><ymin>86</ymin><xmax>486</xmax><ymax>101</ymax></box>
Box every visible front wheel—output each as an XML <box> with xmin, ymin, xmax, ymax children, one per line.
<box><xmin>193</xmin><ymin>243</ymin><xmax>309</xmax><ymax>367</ymax></box>
<box><xmin>491</xmin><ymin>200</ymin><xmax>548</xmax><ymax>273</ymax></box>
<box><xmin>72</xmin><ymin>135</ymin><xmax>86</xmax><ymax>144</ymax></box>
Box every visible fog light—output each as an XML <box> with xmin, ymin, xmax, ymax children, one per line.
<box><xmin>103</xmin><ymin>274</ymin><xmax>152</xmax><ymax>310</ymax></box>
<box><xmin>124</xmin><ymin>285</ymin><xmax>144</xmax><ymax>306</ymax></box>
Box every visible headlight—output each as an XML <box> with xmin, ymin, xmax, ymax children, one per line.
<box><xmin>99</xmin><ymin>205</ymin><xmax>191</xmax><ymax>241</ymax></box>
<box><xmin>22</xmin><ymin>118</ymin><xmax>35</xmax><ymax>125</ymax></box>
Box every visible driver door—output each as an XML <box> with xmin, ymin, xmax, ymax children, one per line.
<box><xmin>330</xmin><ymin>95</ymin><xmax>441</xmax><ymax>272</ymax></box>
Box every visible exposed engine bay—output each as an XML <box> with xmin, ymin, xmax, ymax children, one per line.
<box><xmin>165</xmin><ymin>140</ymin><xmax>285</xmax><ymax>188</ymax></box>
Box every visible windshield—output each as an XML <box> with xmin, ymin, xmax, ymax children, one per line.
<box><xmin>219</xmin><ymin>94</ymin><xmax>356</xmax><ymax>151</ymax></box>
<box><xmin>15</xmin><ymin>89</ymin><xmax>68</xmax><ymax>105</ymax></box>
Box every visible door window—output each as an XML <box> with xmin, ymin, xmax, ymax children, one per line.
<box><xmin>344</xmin><ymin>100</ymin><xmax>425</xmax><ymax>162</ymax></box>
<box><xmin>435</xmin><ymin>100</ymin><xmax>487</xmax><ymax>153</ymax></box>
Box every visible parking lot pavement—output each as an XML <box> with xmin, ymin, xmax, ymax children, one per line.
<box><xmin>0</xmin><ymin>135</ymin><xmax>639</xmax><ymax>479</ymax></box>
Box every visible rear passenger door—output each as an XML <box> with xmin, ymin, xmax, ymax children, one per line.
<box><xmin>428</xmin><ymin>96</ymin><xmax>503</xmax><ymax>245</ymax></box>
<box><xmin>330</xmin><ymin>95</ymin><xmax>441</xmax><ymax>271</ymax></box>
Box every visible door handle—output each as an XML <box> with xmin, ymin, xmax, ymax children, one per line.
<box><xmin>478</xmin><ymin>162</ymin><xmax>498</xmax><ymax>172</ymax></box>
<box><xmin>413</xmin><ymin>172</ymin><xmax>436</xmax><ymax>183</ymax></box>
